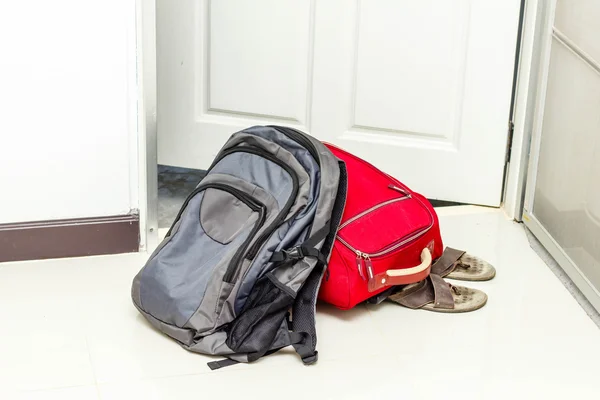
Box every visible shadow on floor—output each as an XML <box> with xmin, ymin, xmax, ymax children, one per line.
<box><xmin>525</xmin><ymin>227</ymin><xmax>600</xmax><ymax>328</ymax></box>
<box><xmin>158</xmin><ymin>165</ymin><xmax>465</xmax><ymax>228</ymax></box>
<box><xmin>158</xmin><ymin>165</ymin><xmax>207</xmax><ymax>228</ymax></box>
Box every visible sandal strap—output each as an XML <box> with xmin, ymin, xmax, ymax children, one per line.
<box><xmin>430</xmin><ymin>247</ymin><xmax>466</xmax><ymax>277</ymax></box>
<box><xmin>387</xmin><ymin>280</ymin><xmax>427</xmax><ymax>309</ymax></box>
<box><xmin>388</xmin><ymin>274</ymin><xmax>454</xmax><ymax>310</ymax></box>
<box><xmin>430</xmin><ymin>274</ymin><xmax>454</xmax><ymax>309</ymax></box>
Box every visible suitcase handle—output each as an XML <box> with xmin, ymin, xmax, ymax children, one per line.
<box><xmin>367</xmin><ymin>248</ymin><xmax>432</xmax><ymax>292</ymax></box>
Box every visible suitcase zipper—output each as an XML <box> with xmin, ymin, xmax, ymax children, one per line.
<box><xmin>338</xmin><ymin>191</ymin><xmax>411</xmax><ymax>230</ymax></box>
<box><xmin>338</xmin><ymin>228</ymin><xmax>431</xmax><ymax>281</ymax></box>
<box><xmin>336</xmin><ymin>185</ymin><xmax>434</xmax><ymax>280</ymax></box>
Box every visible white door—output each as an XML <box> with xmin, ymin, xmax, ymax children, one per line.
<box><xmin>157</xmin><ymin>0</ymin><xmax>521</xmax><ymax>206</ymax></box>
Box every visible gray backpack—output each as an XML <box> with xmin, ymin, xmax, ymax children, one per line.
<box><xmin>131</xmin><ymin>126</ymin><xmax>347</xmax><ymax>369</ymax></box>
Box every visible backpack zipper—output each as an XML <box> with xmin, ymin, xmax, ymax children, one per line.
<box><xmin>208</xmin><ymin>146</ymin><xmax>300</xmax><ymax>261</ymax></box>
<box><xmin>165</xmin><ymin>182</ymin><xmax>262</xmax><ymax>238</ymax></box>
<box><xmin>224</xmin><ymin>203</ymin><xmax>266</xmax><ymax>283</ymax></box>
<box><xmin>336</xmin><ymin>185</ymin><xmax>433</xmax><ymax>280</ymax></box>
<box><xmin>267</xmin><ymin>125</ymin><xmax>321</xmax><ymax>166</ymax></box>
<box><xmin>267</xmin><ymin>126</ymin><xmax>322</xmax><ymax>239</ymax></box>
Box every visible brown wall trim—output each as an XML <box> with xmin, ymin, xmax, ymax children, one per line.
<box><xmin>0</xmin><ymin>214</ymin><xmax>139</xmax><ymax>263</ymax></box>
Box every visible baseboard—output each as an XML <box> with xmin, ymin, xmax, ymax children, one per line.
<box><xmin>0</xmin><ymin>214</ymin><xmax>139</xmax><ymax>263</ymax></box>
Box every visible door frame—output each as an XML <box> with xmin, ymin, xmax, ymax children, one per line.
<box><xmin>137</xmin><ymin>0</ymin><xmax>159</xmax><ymax>252</ymax></box>
<box><xmin>503</xmin><ymin>0</ymin><xmax>548</xmax><ymax>220</ymax></box>
<box><xmin>518</xmin><ymin>0</ymin><xmax>600</xmax><ymax>312</ymax></box>
<box><xmin>138</xmin><ymin>0</ymin><xmax>539</xmax><ymax>251</ymax></box>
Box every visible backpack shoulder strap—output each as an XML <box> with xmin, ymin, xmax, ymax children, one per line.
<box><xmin>209</xmin><ymin>161</ymin><xmax>348</xmax><ymax>370</ymax></box>
<box><xmin>290</xmin><ymin>262</ymin><xmax>324</xmax><ymax>364</ymax></box>
<box><xmin>291</xmin><ymin>159</ymin><xmax>347</xmax><ymax>365</ymax></box>
<box><xmin>270</xmin><ymin>222</ymin><xmax>330</xmax><ymax>265</ymax></box>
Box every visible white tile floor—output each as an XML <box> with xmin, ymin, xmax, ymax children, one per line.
<box><xmin>2</xmin><ymin>207</ymin><xmax>600</xmax><ymax>400</ymax></box>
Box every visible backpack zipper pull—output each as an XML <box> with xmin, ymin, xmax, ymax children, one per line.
<box><xmin>356</xmin><ymin>251</ymin><xmax>366</xmax><ymax>280</ymax></box>
<box><xmin>388</xmin><ymin>184</ymin><xmax>411</xmax><ymax>197</ymax></box>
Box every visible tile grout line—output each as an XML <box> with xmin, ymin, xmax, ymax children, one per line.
<box><xmin>83</xmin><ymin>335</ymin><xmax>102</xmax><ymax>399</ymax></box>
<box><xmin>17</xmin><ymin>383</ymin><xmax>97</xmax><ymax>395</ymax></box>
<box><xmin>363</xmin><ymin>303</ymin><xmax>392</xmax><ymax>348</ymax></box>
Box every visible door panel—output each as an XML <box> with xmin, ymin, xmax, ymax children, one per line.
<box><xmin>353</xmin><ymin>1</ymin><xmax>468</xmax><ymax>138</ymax></box>
<box><xmin>158</xmin><ymin>0</ymin><xmax>521</xmax><ymax>206</ymax></box>
<box><xmin>311</xmin><ymin>0</ymin><xmax>520</xmax><ymax>205</ymax></box>
<box><xmin>157</xmin><ymin>0</ymin><xmax>315</xmax><ymax>170</ymax></box>
<box><xmin>209</xmin><ymin>1</ymin><xmax>312</xmax><ymax>120</ymax></box>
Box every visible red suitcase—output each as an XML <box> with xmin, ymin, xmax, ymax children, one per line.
<box><xmin>319</xmin><ymin>143</ymin><xmax>444</xmax><ymax>310</ymax></box>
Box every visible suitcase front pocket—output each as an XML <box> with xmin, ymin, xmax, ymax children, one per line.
<box><xmin>336</xmin><ymin>186</ymin><xmax>433</xmax><ymax>280</ymax></box>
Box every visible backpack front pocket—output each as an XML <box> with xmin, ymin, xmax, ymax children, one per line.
<box><xmin>138</xmin><ymin>180</ymin><xmax>269</xmax><ymax>329</ymax></box>
<box><xmin>201</xmin><ymin>187</ymin><xmax>261</xmax><ymax>245</ymax></box>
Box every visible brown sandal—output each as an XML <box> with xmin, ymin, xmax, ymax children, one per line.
<box><xmin>431</xmin><ymin>247</ymin><xmax>496</xmax><ymax>282</ymax></box>
<box><xmin>387</xmin><ymin>274</ymin><xmax>487</xmax><ymax>313</ymax></box>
